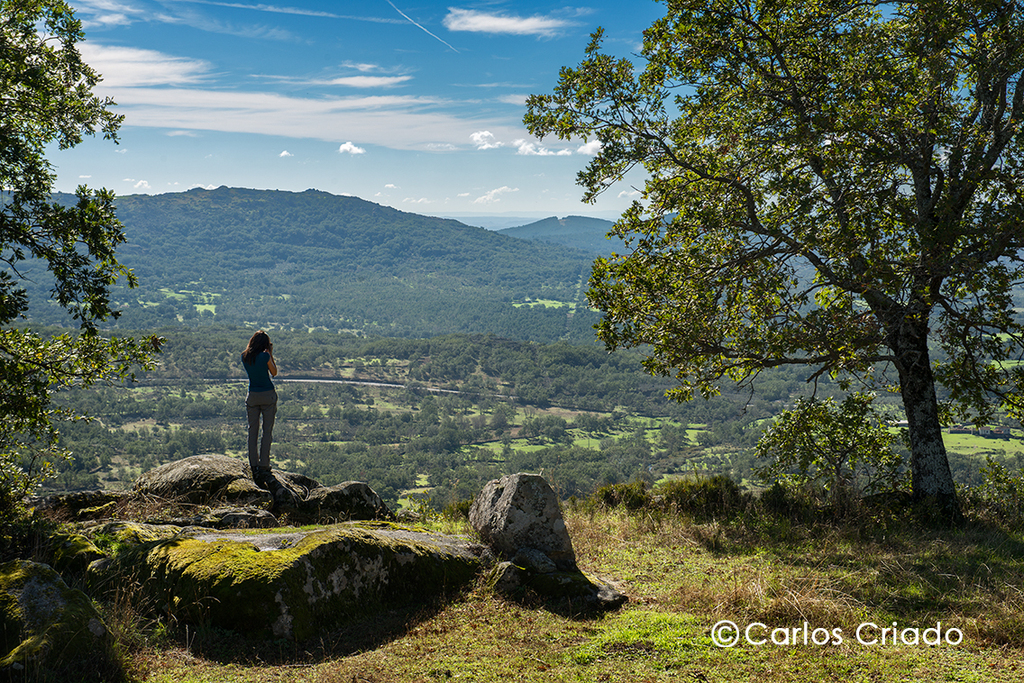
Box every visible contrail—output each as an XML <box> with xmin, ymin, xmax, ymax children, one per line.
<box><xmin>386</xmin><ymin>0</ymin><xmax>460</xmax><ymax>53</ymax></box>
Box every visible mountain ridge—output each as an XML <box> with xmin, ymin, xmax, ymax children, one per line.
<box><xmin>498</xmin><ymin>215</ymin><xmax>625</xmax><ymax>255</ymax></box>
<box><xmin>31</xmin><ymin>187</ymin><xmax>604</xmax><ymax>342</ymax></box>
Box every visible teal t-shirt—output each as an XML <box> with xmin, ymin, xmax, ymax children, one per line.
<box><xmin>243</xmin><ymin>351</ymin><xmax>274</xmax><ymax>392</ymax></box>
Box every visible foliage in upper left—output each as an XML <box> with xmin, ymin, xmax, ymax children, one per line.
<box><xmin>0</xmin><ymin>0</ymin><xmax>160</xmax><ymax>514</ymax></box>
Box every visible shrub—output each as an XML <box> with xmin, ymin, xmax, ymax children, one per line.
<box><xmin>442</xmin><ymin>498</ymin><xmax>473</xmax><ymax>520</ymax></box>
<box><xmin>656</xmin><ymin>475</ymin><xmax>747</xmax><ymax>520</ymax></box>
<box><xmin>961</xmin><ymin>456</ymin><xmax>1024</xmax><ymax>527</ymax></box>
<box><xmin>755</xmin><ymin>392</ymin><xmax>906</xmax><ymax>502</ymax></box>
<box><xmin>756</xmin><ymin>481</ymin><xmax>824</xmax><ymax>523</ymax></box>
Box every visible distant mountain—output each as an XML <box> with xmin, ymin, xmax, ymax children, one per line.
<box><xmin>26</xmin><ymin>187</ymin><xmax>602</xmax><ymax>342</ymax></box>
<box><xmin>437</xmin><ymin>214</ymin><xmax>560</xmax><ymax>231</ymax></box>
<box><xmin>498</xmin><ymin>216</ymin><xmax>627</xmax><ymax>255</ymax></box>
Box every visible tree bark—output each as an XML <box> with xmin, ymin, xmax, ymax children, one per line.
<box><xmin>888</xmin><ymin>305</ymin><xmax>963</xmax><ymax>522</ymax></box>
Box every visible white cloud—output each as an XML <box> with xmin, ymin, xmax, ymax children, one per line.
<box><xmin>618</xmin><ymin>189</ymin><xmax>642</xmax><ymax>199</ymax></box>
<box><xmin>471</xmin><ymin>131</ymin><xmax>503</xmax><ymax>150</ymax></box>
<box><xmin>93</xmin><ymin>86</ymin><xmax>523</xmax><ymax>152</ymax></box>
<box><xmin>338</xmin><ymin>142</ymin><xmax>366</xmax><ymax>154</ymax></box>
<box><xmin>279</xmin><ymin>150</ymin><xmax>293</xmax><ymax>157</ymax></box>
<box><xmin>341</xmin><ymin>62</ymin><xmax>384</xmax><ymax>73</ymax></box>
<box><xmin>134</xmin><ymin>180</ymin><xmax>151</xmax><ymax>189</ymax></box>
<box><xmin>79</xmin><ymin>44</ymin><xmax>212</xmax><ymax>87</ymax></box>
<box><xmin>498</xmin><ymin>94</ymin><xmax>528</xmax><ymax>106</ymax></box>
<box><xmin>79</xmin><ymin>175</ymin><xmax>92</xmax><ymax>179</ymax></box>
<box><xmin>457</xmin><ymin>192</ymin><xmax>470</xmax><ymax>197</ymax></box>
<box><xmin>474</xmin><ymin>186</ymin><xmax>519</xmax><ymax>204</ymax></box>
<box><xmin>329</xmin><ymin>75</ymin><xmax>412</xmax><ymax>88</ymax></box>
<box><xmin>403</xmin><ymin>197</ymin><xmax>433</xmax><ymax>204</ymax></box>
<box><xmin>167</xmin><ymin>130</ymin><xmax>200</xmax><ymax>137</ymax></box>
<box><xmin>385</xmin><ymin>183</ymin><xmax>399</xmax><ymax>189</ymax></box>
<box><xmin>443</xmin><ymin>8</ymin><xmax>572</xmax><ymax>37</ymax></box>
<box><xmin>74</xmin><ymin>0</ymin><xmax>147</xmax><ymax>28</ymax></box>
<box><xmin>513</xmin><ymin>139</ymin><xmax>571</xmax><ymax>156</ymax></box>
<box><xmin>577</xmin><ymin>140</ymin><xmax>602</xmax><ymax>155</ymax></box>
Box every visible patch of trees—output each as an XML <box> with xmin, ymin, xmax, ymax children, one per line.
<box><xmin>44</xmin><ymin>327</ymin><xmax>799</xmax><ymax>507</ymax></box>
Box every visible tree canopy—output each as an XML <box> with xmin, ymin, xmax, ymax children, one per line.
<box><xmin>0</xmin><ymin>0</ymin><xmax>157</xmax><ymax>506</ymax></box>
<box><xmin>525</xmin><ymin>0</ymin><xmax>1024</xmax><ymax>519</ymax></box>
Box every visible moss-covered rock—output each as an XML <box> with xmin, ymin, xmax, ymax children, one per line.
<box><xmin>0</xmin><ymin>560</ymin><xmax>120</xmax><ymax>682</ymax></box>
<box><xmin>84</xmin><ymin>520</ymin><xmax>185</xmax><ymax>549</ymax></box>
<box><xmin>26</xmin><ymin>490</ymin><xmax>128</xmax><ymax>522</ymax></box>
<box><xmin>96</xmin><ymin>522</ymin><xmax>486</xmax><ymax>641</ymax></box>
<box><xmin>48</xmin><ymin>533</ymin><xmax>105</xmax><ymax>576</ymax></box>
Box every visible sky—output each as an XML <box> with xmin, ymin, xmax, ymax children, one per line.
<box><xmin>50</xmin><ymin>0</ymin><xmax>666</xmax><ymax>222</ymax></box>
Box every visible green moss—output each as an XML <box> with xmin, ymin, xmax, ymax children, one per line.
<box><xmin>0</xmin><ymin>560</ymin><xmax>120</xmax><ymax>682</ymax></box>
<box><xmin>109</xmin><ymin>523</ymin><xmax>482</xmax><ymax>641</ymax></box>
<box><xmin>87</xmin><ymin>521</ymin><xmax>184</xmax><ymax>551</ymax></box>
<box><xmin>49</xmin><ymin>533</ymin><xmax>105</xmax><ymax>575</ymax></box>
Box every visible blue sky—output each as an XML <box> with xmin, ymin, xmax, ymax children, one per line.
<box><xmin>51</xmin><ymin>1</ymin><xmax>665</xmax><ymax>221</ymax></box>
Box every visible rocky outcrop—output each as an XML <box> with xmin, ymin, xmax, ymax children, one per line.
<box><xmin>471</xmin><ymin>473</ymin><xmax>627</xmax><ymax>611</ymax></box>
<box><xmin>0</xmin><ymin>560</ymin><xmax>120</xmax><ymax>681</ymax></box>
<box><xmin>85</xmin><ymin>521</ymin><xmax>487</xmax><ymax>641</ymax></box>
<box><xmin>131</xmin><ymin>453</ymin><xmax>393</xmax><ymax>525</ymax></box>
<box><xmin>13</xmin><ymin>461</ymin><xmax>626</xmax><ymax>665</ymax></box>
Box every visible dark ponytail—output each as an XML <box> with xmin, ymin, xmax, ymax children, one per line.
<box><xmin>242</xmin><ymin>330</ymin><xmax>271</xmax><ymax>365</ymax></box>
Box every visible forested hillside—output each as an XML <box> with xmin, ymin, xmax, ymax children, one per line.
<box><xmin>499</xmin><ymin>215</ymin><xmax>624</xmax><ymax>255</ymax></box>
<box><xmin>28</xmin><ymin>187</ymin><xmax>600</xmax><ymax>342</ymax></box>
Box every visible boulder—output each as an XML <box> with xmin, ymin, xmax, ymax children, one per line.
<box><xmin>26</xmin><ymin>490</ymin><xmax>130</xmax><ymax>521</ymax></box>
<box><xmin>0</xmin><ymin>560</ymin><xmax>120</xmax><ymax>681</ymax></box>
<box><xmin>88</xmin><ymin>522</ymin><xmax>487</xmax><ymax>641</ymax></box>
<box><xmin>133</xmin><ymin>453</ymin><xmax>250</xmax><ymax>503</ymax></box>
<box><xmin>48</xmin><ymin>533</ymin><xmax>106</xmax><ymax>575</ymax></box>
<box><xmin>488</xmin><ymin>561</ymin><xmax>628</xmax><ymax>612</ymax></box>
<box><xmin>470</xmin><ymin>473</ymin><xmax>577</xmax><ymax>571</ymax></box>
<box><xmin>83</xmin><ymin>520</ymin><xmax>186</xmax><ymax>547</ymax></box>
<box><xmin>301</xmin><ymin>481</ymin><xmax>394</xmax><ymax>522</ymax></box>
<box><xmin>140</xmin><ymin>506</ymin><xmax>281</xmax><ymax>530</ymax></box>
<box><xmin>471</xmin><ymin>473</ymin><xmax>626</xmax><ymax>612</ymax></box>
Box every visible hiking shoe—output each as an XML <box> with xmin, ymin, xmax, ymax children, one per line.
<box><xmin>253</xmin><ymin>467</ymin><xmax>272</xmax><ymax>489</ymax></box>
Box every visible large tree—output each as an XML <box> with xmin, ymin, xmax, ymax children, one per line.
<box><xmin>1</xmin><ymin>0</ymin><xmax>158</xmax><ymax>506</ymax></box>
<box><xmin>525</xmin><ymin>0</ymin><xmax>1024</xmax><ymax>519</ymax></box>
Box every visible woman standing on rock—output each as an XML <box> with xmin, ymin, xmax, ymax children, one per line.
<box><xmin>242</xmin><ymin>330</ymin><xmax>277</xmax><ymax>488</ymax></box>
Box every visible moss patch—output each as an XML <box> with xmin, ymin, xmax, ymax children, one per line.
<box><xmin>107</xmin><ymin>523</ymin><xmax>484</xmax><ymax>641</ymax></box>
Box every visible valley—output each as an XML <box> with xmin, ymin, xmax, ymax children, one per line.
<box><xmin>47</xmin><ymin>327</ymin><xmax>1024</xmax><ymax>512</ymax></box>
<box><xmin>15</xmin><ymin>187</ymin><xmax>1023</xmax><ymax>510</ymax></box>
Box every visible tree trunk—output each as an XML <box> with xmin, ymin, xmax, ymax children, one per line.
<box><xmin>890</xmin><ymin>307</ymin><xmax>962</xmax><ymax>522</ymax></box>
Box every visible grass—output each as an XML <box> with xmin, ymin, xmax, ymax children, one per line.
<box><xmin>109</xmin><ymin>495</ymin><xmax>1024</xmax><ymax>683</ymax></box>
<box><xmin>944</xmin><ymin>432</ymin><xmax>1024</xmax><ymax>459</ymax></box>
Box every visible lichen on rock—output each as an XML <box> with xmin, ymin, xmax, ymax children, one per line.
<box><xmin>93</xmin><ymin>522</ymin><xmax>486</xmax><ymax>641</ymax></box>
<box><xmin>0</xmin><ymin>560</ymin><xmax>119</xmax><ymax>681</ymax></box>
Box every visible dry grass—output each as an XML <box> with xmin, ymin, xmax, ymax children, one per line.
<box><xmin>111</xmin><ymin>505</ymin><xmax>1024</xmax><ymax>682</ymax></box>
